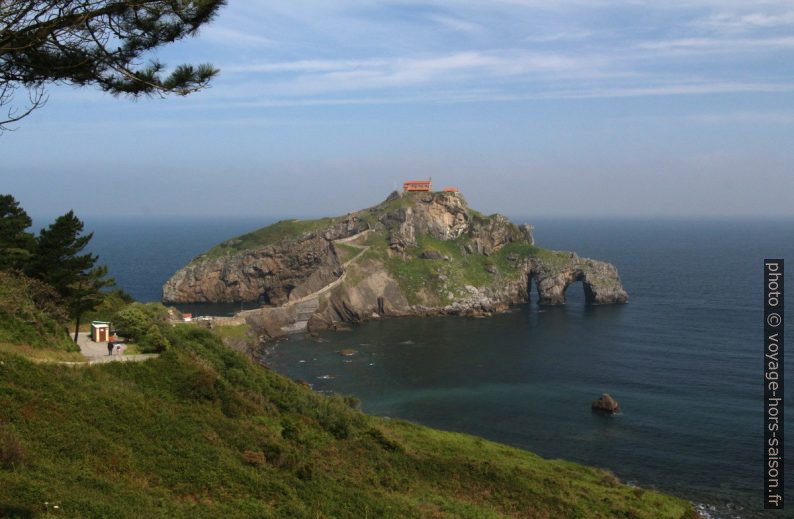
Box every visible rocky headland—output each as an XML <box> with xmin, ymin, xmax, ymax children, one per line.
<box><xmin>163</xmin><ymin>191</ymin><xmax>628</xmax><ymax>340</ymax></box>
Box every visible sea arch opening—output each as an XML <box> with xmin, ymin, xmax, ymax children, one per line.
<box><xmin>527</xmin><ymin>270</ymin><xmax>595</xmax><ymax>306</ymax></box>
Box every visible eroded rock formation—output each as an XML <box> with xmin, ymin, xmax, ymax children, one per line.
<box><xmin>528</xmin><ymin>254</ymin><xmax>629</xmax><ymax>306</ymax></box>
<box><xmin>162</xmin><ymin>236</ymin><xmax>344</xmax><ymax>305</ymax></box>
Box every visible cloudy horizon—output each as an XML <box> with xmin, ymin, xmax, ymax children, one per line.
<box><xmin>4</xmin><ymin>0</ymin><xmax>793</xmax><ymax>217</ymax></box>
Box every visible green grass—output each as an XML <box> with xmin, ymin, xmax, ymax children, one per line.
<box><xmin>121</xmin><ymin>343</ymin><xmax>142</xmax><ymax>355</ymax></box>
<box><xmin>201</xmin><ymin>218</ymin><xmax>336</xmax><ymax>259</ymax></box>
<box><xmin>189</xmin><ymin>191</ymin><xmax>506</xmax><ymax>266</ymax></box>
<box><xmin>0</xmin><ymin>342</ymin><xmax>84</xmax><ymax>363</ymax></box>
<box><xmin>491</xmin><ymin>243</ymin><xmax>541</xmax><ymax>275</ymax></box>
<box><xmin>361</xmin><ymin>235</ymin><xmax>487</xmax><ymax>305</ymax></box>
<box><xmin>362</xmin><ymin>236</ymin><xmax>557</xmax><ymax>306</ymax></box>
<box><xmin>0</xmin><ymin>324</ymin><xmax>696</xmax><ymax>519</ymax></box>
<box><xmin>213</xmin><ymin>324</ymin><xmax>258</xmax><ymax>352</ymax></box>
<box><xmin>334</xmin><ymin>242</ymin><xmax>361</xmax><ymax>264</ymax></box>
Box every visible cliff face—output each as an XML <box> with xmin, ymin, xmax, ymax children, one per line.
<box><xmin>162</xmin><ymin>219</ymin><xmax>368</xmax><ymax>305</ymax></box>
<box><xmin>163</xmin><ymin>191</ymin><xmax>627</xmax><ymax>338</ymax></box>
<box><xmin>163</xmin><ymin>236</ymin><xmax>342</xmax><ymax>305</ymax></box>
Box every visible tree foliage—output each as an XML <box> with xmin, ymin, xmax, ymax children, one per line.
<box><xmin>0</xmin><ymin>195</ymin><xmax>115</xmax><ymax>342</ymax></box>
<box><xmin>26</xmin><ymin>211</ymin><xmax>93</xmax><ymax>287</ymax></box>
<box><xmin>25</xmin><ymin>209</ymin><xmax>114</xmax><ymax>340</ymax></box>
<box><xmin>0</xmin><ymin>0</ymin><xmax>226</xmax><ymax>130</ymax></box>
<box><xmin>140</xmin><ymin>322</ymin><xmax>170</xmax><ymax>352</ymax></box>
<box><xmin>112</xmin><ymin>302</ymin><xmax>168</xmax><ymax>342</ymax></box>
<box><xmin>0</xmin><ymin>194</ymin><xmax>35</xmax><ymax>270</ymax></box>
<box><xmin>81</xmin><ymin>288</ymin><xmax>134</xmax><ymax>322</ymax></box>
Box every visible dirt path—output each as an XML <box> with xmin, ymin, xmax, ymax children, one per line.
<box><xmin>72</xmin><ymin>332</ymin><xmax>159</xmax><ymax>364</ymax></box>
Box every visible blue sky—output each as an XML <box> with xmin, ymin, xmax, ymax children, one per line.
<box><xmin>4</xmin><ymin>0</ymin><xmax>794</xmax><ymax>217</ymax></box>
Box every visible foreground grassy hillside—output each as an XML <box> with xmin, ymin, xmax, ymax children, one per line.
<box><xmin>0</xmin><ymin>272</ymin><xmax>690</xmax><ymax>517</ymax></box>
<box><xmin>0</xmin><ymin>329</ymin><xmax>697</xmax><ymax>518</ymax></box>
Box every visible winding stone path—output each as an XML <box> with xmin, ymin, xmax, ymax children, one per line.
<box><xmin>230</xmin><ymin>230</ymin><xmax>374</xmax><ymax>333</ymax></box>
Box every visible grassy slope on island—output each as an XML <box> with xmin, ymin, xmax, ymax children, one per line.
<box><xmin>355</xmin><ymin>232</ymin><xmax>558</xmax><ymax>306</ymax></box>
<box><xmin>0</xmin><ymin>319</ymin><xmax>696</xmax><ymax>517</ymax></box>
<box><xmin>195</xmin><ymin>192</ymin><xmax>465</xmax><ymax>261</ymax></box>
<box><xmin>191</xmin><ymin>193</ymin><xmax>513</xmax><ymax>262</ymax></box>
<box><xmin>201</xmin><ymin>218</ymin><xmax>336</xmax><ymax>260</ymax></box>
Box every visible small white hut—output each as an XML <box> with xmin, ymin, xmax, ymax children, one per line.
<box><xmin>90</xmin><ymin>321</ymin><xmax>111</xmax><ymax>342</ymax></box>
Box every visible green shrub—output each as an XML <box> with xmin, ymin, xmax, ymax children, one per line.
<box><xmin>138</xmin><ymin>324</ymin><xmax>171</xmax><ymax>353</ymax></box>
<box><xmin>112</xmin><ymin>302</ymin><xmax>169</xmax><ymax>341</ymax></box>
<box><xmin>0</xmin><ymin>272</ymin><xmax>73</xmax><ymax>350</ymax></box>
<box><xmin>179</xmin><ymin>356</ymin><xmax>219</xmax><ymax>401</ymax></box>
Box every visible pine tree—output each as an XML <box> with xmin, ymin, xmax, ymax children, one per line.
<box><xmin>27</xmin><ymin>211</ymin><xmax>114</xmax><ymax>342</ymax></box>
<box><xmin>0</xmin><ymin>0</ymin><xmax>226</xmax><ymax>130</ymax></box>
<box><xmin>0</xmin><ymin>194</ymin><xmax>35</xmax><ymax>270</ymax></box>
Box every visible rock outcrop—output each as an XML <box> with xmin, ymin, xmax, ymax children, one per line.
<box><xmin>528</xmin><ymin>254</ymin><xmax>629</xmax><ymax>305</ymax></box>
<box><xmin>162</xmin><ymin>236</ymin><xmax>343</xmax><ymax>305</ymax></box>
<box><xmin>592</xmin><ymin>393</ymin><xmax>621</xmax><ymax>414</ymax></box>
<box><xmin>163</xmin><ymin>191</ymin><xmax>628</xmax><ymax>340</ymax></box>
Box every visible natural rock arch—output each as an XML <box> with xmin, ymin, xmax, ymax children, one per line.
<box><xmin>527</xmin><ymin>254</ymin><xmax>628</xmax><ymax>306</ymax></box>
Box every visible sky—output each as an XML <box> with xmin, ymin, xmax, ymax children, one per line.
<box><xmin>3</xmin><ymin>0</ymin><xmax>794</xmax><ymax>218</ymax></box>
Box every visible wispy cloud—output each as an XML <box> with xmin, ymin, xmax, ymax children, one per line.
<box><xmin>192</xmin><ymin>1</ymin><xmax>794</xmax><ymax>108</ymax></box>
<box><xmin>683</xmin><ymin>111</ymin><xmax>794</xmax><ymax>124</ymax></box>
<box><xmin>19</xmin><ymin>2</ymin><xmax>794</xmax><ymax>117</ymax></box>
<box><xmin>428</xmin><ymin>14</ymin><xmax>483</xmax><ymax>34</ymax></box>
<box><xmin>637</xmin><ymin>36</ymin><xmax>794</xmax><ymax>52</ymax></box>
<box><xmin>200</xmin><ymin>26</ymin><xmax>280</xmax><ymax>47</ymax></box>
<box><xmin>524</xmin><ymin>30</ymin><xmax>595</xmax><ymax>42</ymax></box>
<box><xmin>221</xmin><ymin>50</ymin><xmax>607</xmax><ymax>97</ymax></box>
<box><xmin>174</xmin><ymin>80</ymin><xmax>794</xmax><ymax>110</ymax></box>
<box><xmin>694</xmin><ymin>10</ymin><xmax>794</xmax><ymax>31</ymax></box>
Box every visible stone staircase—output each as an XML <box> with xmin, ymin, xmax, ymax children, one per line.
<box><xmin>281</xmin><ymin>296</ymin><xmax>320</xmax><ymax>333</ymax></box>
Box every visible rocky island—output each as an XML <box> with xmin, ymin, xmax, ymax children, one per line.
<box><xmin>163</xmin><ymin>190</ymin><xmax>628</xmax><ymax>340</ymax></box>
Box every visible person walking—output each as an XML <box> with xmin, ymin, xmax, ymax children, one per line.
<box><xmin>107</xmin><ymin>335</ymin><xmax>114</xmax><ymax>356</ymax></box>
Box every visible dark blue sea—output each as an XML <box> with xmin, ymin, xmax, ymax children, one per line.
<box><xmin>74</xmin><ymin>216</ymin><xmax>792</xmax><ymax>518</ymax></box>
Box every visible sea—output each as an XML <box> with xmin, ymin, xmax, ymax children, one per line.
<box><xmin>73</xmin><ymin>216</ymin><xmax>792</xmax><ymax>518</ymax></box>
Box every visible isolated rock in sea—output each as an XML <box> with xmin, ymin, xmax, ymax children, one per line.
<box><xmin>592</xmin><ymin>393</ymin><xmax>621</xmax><ymax>414</ymax></box>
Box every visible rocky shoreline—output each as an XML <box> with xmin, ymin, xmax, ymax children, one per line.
<box><xmin>163</xmin><ymin>191</ymin><xmax>628</xmax><ymax>343</ymax></box>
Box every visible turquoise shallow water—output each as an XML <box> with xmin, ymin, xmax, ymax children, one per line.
<box><xmin>77</xmin><ymin>216</ymin><xmax>793</xmax><ymax>518</ymax></box>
